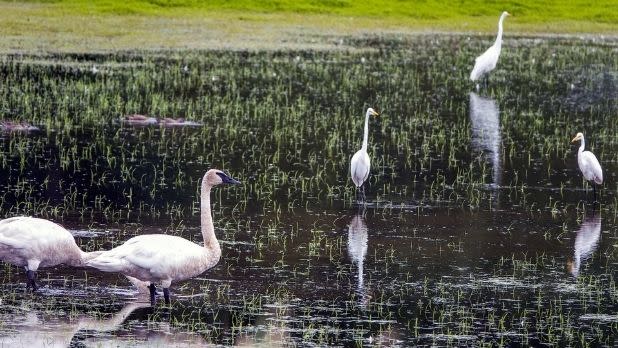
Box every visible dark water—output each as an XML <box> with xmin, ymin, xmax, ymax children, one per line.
<box><xmin>0</xmin><ymin>35</ymin><xmax>616</xmax><ymax>346</ymax></box>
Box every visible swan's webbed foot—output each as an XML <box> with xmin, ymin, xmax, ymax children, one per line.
<box><xmin>163</xmin><ymin>288</ymin><xmax>170</xmax><ymax>305</ymax></box>
<box><xmin>149</xmin><ymin>283</ymin><xmax>156</xmax><ymax>306</ymax></box>
<box><xmin>26</xmin><ymin>270</ymin><xmax>37</xmax><ymax>291</ymax></box>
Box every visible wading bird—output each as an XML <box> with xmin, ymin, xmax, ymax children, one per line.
<box><xmin>0</xmin><ymin>217</ymin><xmax>101</xmax><ymax>291</ymax></box>
<box><xmin>571</xmin><ymin>132</ymin><xmax>603</xmax><ymax>200</ymax></box>
<box><xmin>470</xmin><ymin>11</ymin><xmax>510</xmax><ymax>85</ymax></box>
<box><xmin>86</xmin><ymin>169</ymin><xmax>240</xmax><ymax>306</ymax></box>
<box><xmin>350</xmin><ymin>108</ymin><xmax>380</xmax><ymax>200</ymax></box>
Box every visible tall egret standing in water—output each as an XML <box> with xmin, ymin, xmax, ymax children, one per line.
<box><xmin>571</xmin><ymin>132</ymin><xmax>603</xmax><ymax>200</ymax></box>
<box><xmin>86</xmin><ymin>169</ymin><xmax>240</xmax><ymax>306</ymax></box>
<box><xmin>470</xmin><ymin>11</ymin><xmax>511</xmax><ymax>84</ymax></box>
<box><xmin>350</xmin><ymin>108</ymin><xmax>380</xmax><ymax>200</ymax></box>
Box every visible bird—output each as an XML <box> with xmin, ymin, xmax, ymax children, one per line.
<box><xmin>350</xmin><ymin>108</ymin><xmax>380</xmax><ymax>201</ymax></box>
<box><xmin>568</xmin><ymin>214</ymin><xmax>601</xmax><ymax>277</ymax></box>
<box><xmin>571</xmin><ymin>132</ymin><xmax>603</xmax><ymax>200</ymax></box>
<box><xmin>469</xmin><ymin>11</ymin><xmax>511</xmax><ymax>84</ymax></box>
<box><xmin>86</xmin><ymin>169</ymin><xmax>240</xmax><ymax>306</ymax></box>
<box><xmin>0</xmin><ymin>216</ymin><xmax>101</xmax><ymax>291</ymax></box>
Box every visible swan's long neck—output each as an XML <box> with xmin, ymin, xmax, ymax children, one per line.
<box><xmin>495</xmin><ymin>14</ymin><xmax>506</xmax><ymax>47</ymax></box>
<box><xmin>200</xmin><ymin>182</ymin><xmax>219</xmax><ymax>252</ymax></box>
<box><xmin>362</xmin><ymin>111</ymin><xmax>370</xmax><ymax>151</ymax></box>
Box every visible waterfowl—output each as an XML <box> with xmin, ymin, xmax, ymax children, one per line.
<box><xmin>0</xmin><ymin>217</ymin><xmax>100</xmax><ymax>290</ymax></box>
<box><xmin>470</xmin><ymin>11</ymin><xmax>510</xmax><ymax>83</ymax></box>
<box><xmin>86</xmin><ymin>169</ymin><xmax>240</xmax><ymax>305</ymax></box>
<box><xmin>350</xmin><ymin>108</ymin><xmax>380</xmax><ymax>200</ymax></box>
<box><xmin>571</xmin><ymin>132</ymin><xmax>603</xmax><ymax>200</ymax></box>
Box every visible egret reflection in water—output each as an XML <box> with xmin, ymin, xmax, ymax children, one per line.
<box><xmin>469</xmin><ymin>92</ymin><xmax>502</xmax><ymax>190</ymax></box>
<box><xmin>568</xmin><ymin>214</ymin><xmax>602</xmax><ymax>277</ymax></box>
<box><xmin>0</xmin><ymin>301</ymin><xmax>150</xmax><ymax>347</ymax></box>
<box><xmin>347</xmin><ymin>213</ymin><xmax>369</xmax><ymax>305</ymax></box>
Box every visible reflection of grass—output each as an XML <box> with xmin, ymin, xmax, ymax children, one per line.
<box><xmin>1</xmin><ymin>1</ymin><xmax>616</xmax><ymax>52</ymax></box>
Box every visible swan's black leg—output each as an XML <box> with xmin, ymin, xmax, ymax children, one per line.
<box><xmin>26</xmin><ymin>270</ymin><xmax>37</xmax><ymax>291</ymax></box>
<box><xmin>149</xmin><ymin>283</ymin><xmax>156</xmax><ymax>306</ymax></box>
<box><xmin>163</xmin><ymin>288</ymin><xmax>170</xmax><ymax>305</ymax></box>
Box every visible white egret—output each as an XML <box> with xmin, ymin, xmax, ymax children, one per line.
<box><xmin>350</xmin><ymin>108</ymin><xmax>380</xmax><ymax>200</ymax></box>
<box><xmin>86</xmin><ymin>169</ymin><xmax>240</xmax><ymax>305</ymax></box>
<box><xmin>571</xmin><ymin>132</ymin><xmax>603</xmax><ymax>200</ymax></box>
<box><xmin>0</xmin><ymin>217</ymin><xmax>101</xmax><ymax>290</ymax></box>
<box><xmin>470</xmin><ymin>11</ymin><xmax>511</xmax><ymax>84</ymax></box>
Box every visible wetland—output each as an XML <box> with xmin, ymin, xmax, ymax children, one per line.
<box><xmin>0</xmin><ymin>34</ymin><xmax>616</xmax><ymax>346</ymax></box>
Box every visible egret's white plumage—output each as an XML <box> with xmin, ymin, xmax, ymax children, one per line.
<box><xmin>568</xmin><ymin>214</ymin><xmax>601</xmax><ymax>277</ymax></box>
<box><xmin>350</xmin><ymin>108</ymin><xmax>380</xmax><ymax>191</ymax></box>
<box><xmin>470</xmin><ymin>11</ymin><xmax>510</xmax><ymax>82</ymax></box>
<box><xmin>86</xmin><ymin>169</ymin><xmax>240</xmax><ymax>305</ymax></box>
<box><xmin>571</xmin><ymin>132</ymin><xmax>603</xmax><ymax>186</ymax></box>
<box><xmin>0</xmin><ymin>216</ymin><xmax>100</xmax><ymax>290</ymax></box>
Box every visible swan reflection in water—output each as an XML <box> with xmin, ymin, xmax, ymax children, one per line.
<box><xmin>469</xmin><ymin>92</ymin><xmax>502</xmax><ymax>192</ymax></box>
<box><xmin>347</xmin><ymin>213</ymin><xmax>369</xmax><ymax>306</ymax></box>
<box><xmin>0</xmin><ymin>301</ymin><xmax>150</xmax><ymax>348</ymax></box>
<box><xmin>568</xmin><ymin>214</ymin><xmax>602</xmax><ymax>277</ymax></box>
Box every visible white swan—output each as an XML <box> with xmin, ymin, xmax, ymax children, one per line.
<box><xmin>86</xmin><ymin>169</ymin><xmax>240</xmax><ymax>305</ymax></box>
<box><xmin>470</xmin><ymin>11</ymin><xmax>510</xmax><ymax>83</ymax></box>
<box><xmin>568</xmin><ymin>214</ymin><xmax>601</xmax><ymax>277</ymax></box>
<box><xmin>571</xmin><ymin>132</ymin><xmax>603</xmax><ymax>200</ymax></box>
<box><xmin>350</xmin><ymin>108</ymin><xmax>380</xmax><ymax>199</ymax></box>
<box><xmin>0</xmin><ymin>216</ymin><xmax>101</xmax><ymax>290</ymax></box>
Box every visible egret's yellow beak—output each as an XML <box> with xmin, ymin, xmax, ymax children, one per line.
<box><xmin>506</xmin><ymin>12</ymin><xmax>511</xmax><ymax>16</ymax></box>
<box><xmin>571</xmin><ymin>136</ymin><xmax>579</xmax><ymax>143</ymax></box>
<box><xmin>372</xmin><ymin>110</ymin><xmax>380</xmax><ymax>117</ymax></box>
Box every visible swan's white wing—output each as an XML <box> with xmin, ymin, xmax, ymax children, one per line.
<box><xmin>0</xmin><ymin>217</ymin><xmax>73</xmax><ymax>250</ymax></box>
<box><xmin>87</xmin><ymin>235</ymin><xmax>205</xmax><ymax>280</ymax></box>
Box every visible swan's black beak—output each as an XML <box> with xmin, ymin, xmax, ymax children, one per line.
<box><xmin>217</xmin><ymin>172</ymin><xmax>241</xmax><ymax>185</ymax></box>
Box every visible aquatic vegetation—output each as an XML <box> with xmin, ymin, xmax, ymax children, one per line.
<box><xmin>0</xmin><ymin>35</ymin><xmax>615</xmax><ymax>345</ymax></box>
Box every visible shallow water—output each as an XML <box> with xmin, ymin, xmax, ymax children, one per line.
<box><xmin>0</xmin><ymin>35</ymin><xmax>616</xmax><ymax>346</ymax></box>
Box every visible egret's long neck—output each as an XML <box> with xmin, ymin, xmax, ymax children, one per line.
<box><xmin>200</xmin><ymin>182</ymin><xmax>219</xmax><ymax>252</ymax></box>
<box><xmin>495</xmin><ymin>15</ymin><xmax>506</xmax><ymax>47</ymax></box>
<box><xmin>362</xmin><ymin>111</ymin><xmax>370</xmax><ymax>151</ymax></box>
<box><xmin>579</xmin><ymin>138</ymin><xmax>585</xmax><ymax>154</ymax></box>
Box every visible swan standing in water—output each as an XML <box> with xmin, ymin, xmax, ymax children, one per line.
<box><xmin>0</xmin><ymin>217</ymin><xmax>101</xmax><ymax>291</ymax></box>
<box><xmin>568</xmin><ymin>214</ymin><xmax>601</xmax><ymax>277</ymax></box>
<box><xmin>347</xmin><ymin>214</ymin><xmax>369</xmax><ymax>305</ymax></box>
<box><xmin>470</xmin><ymin>11</ymin><xmax>510</xmax><ymax>85</ymax></box>
<box><xmin>86</xmin><ymin>169</ymin><xmax>240</xmax><ymax>305</ymax></box>
<box><xmin>571</xmin><ymin>132</ymin><xmax>603</xmax><ymax>201</ymax></box>
<box><xmin>350</xmin><ymin>108</ymin><xmax>380</xmax><ymax>201</ymax></box>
